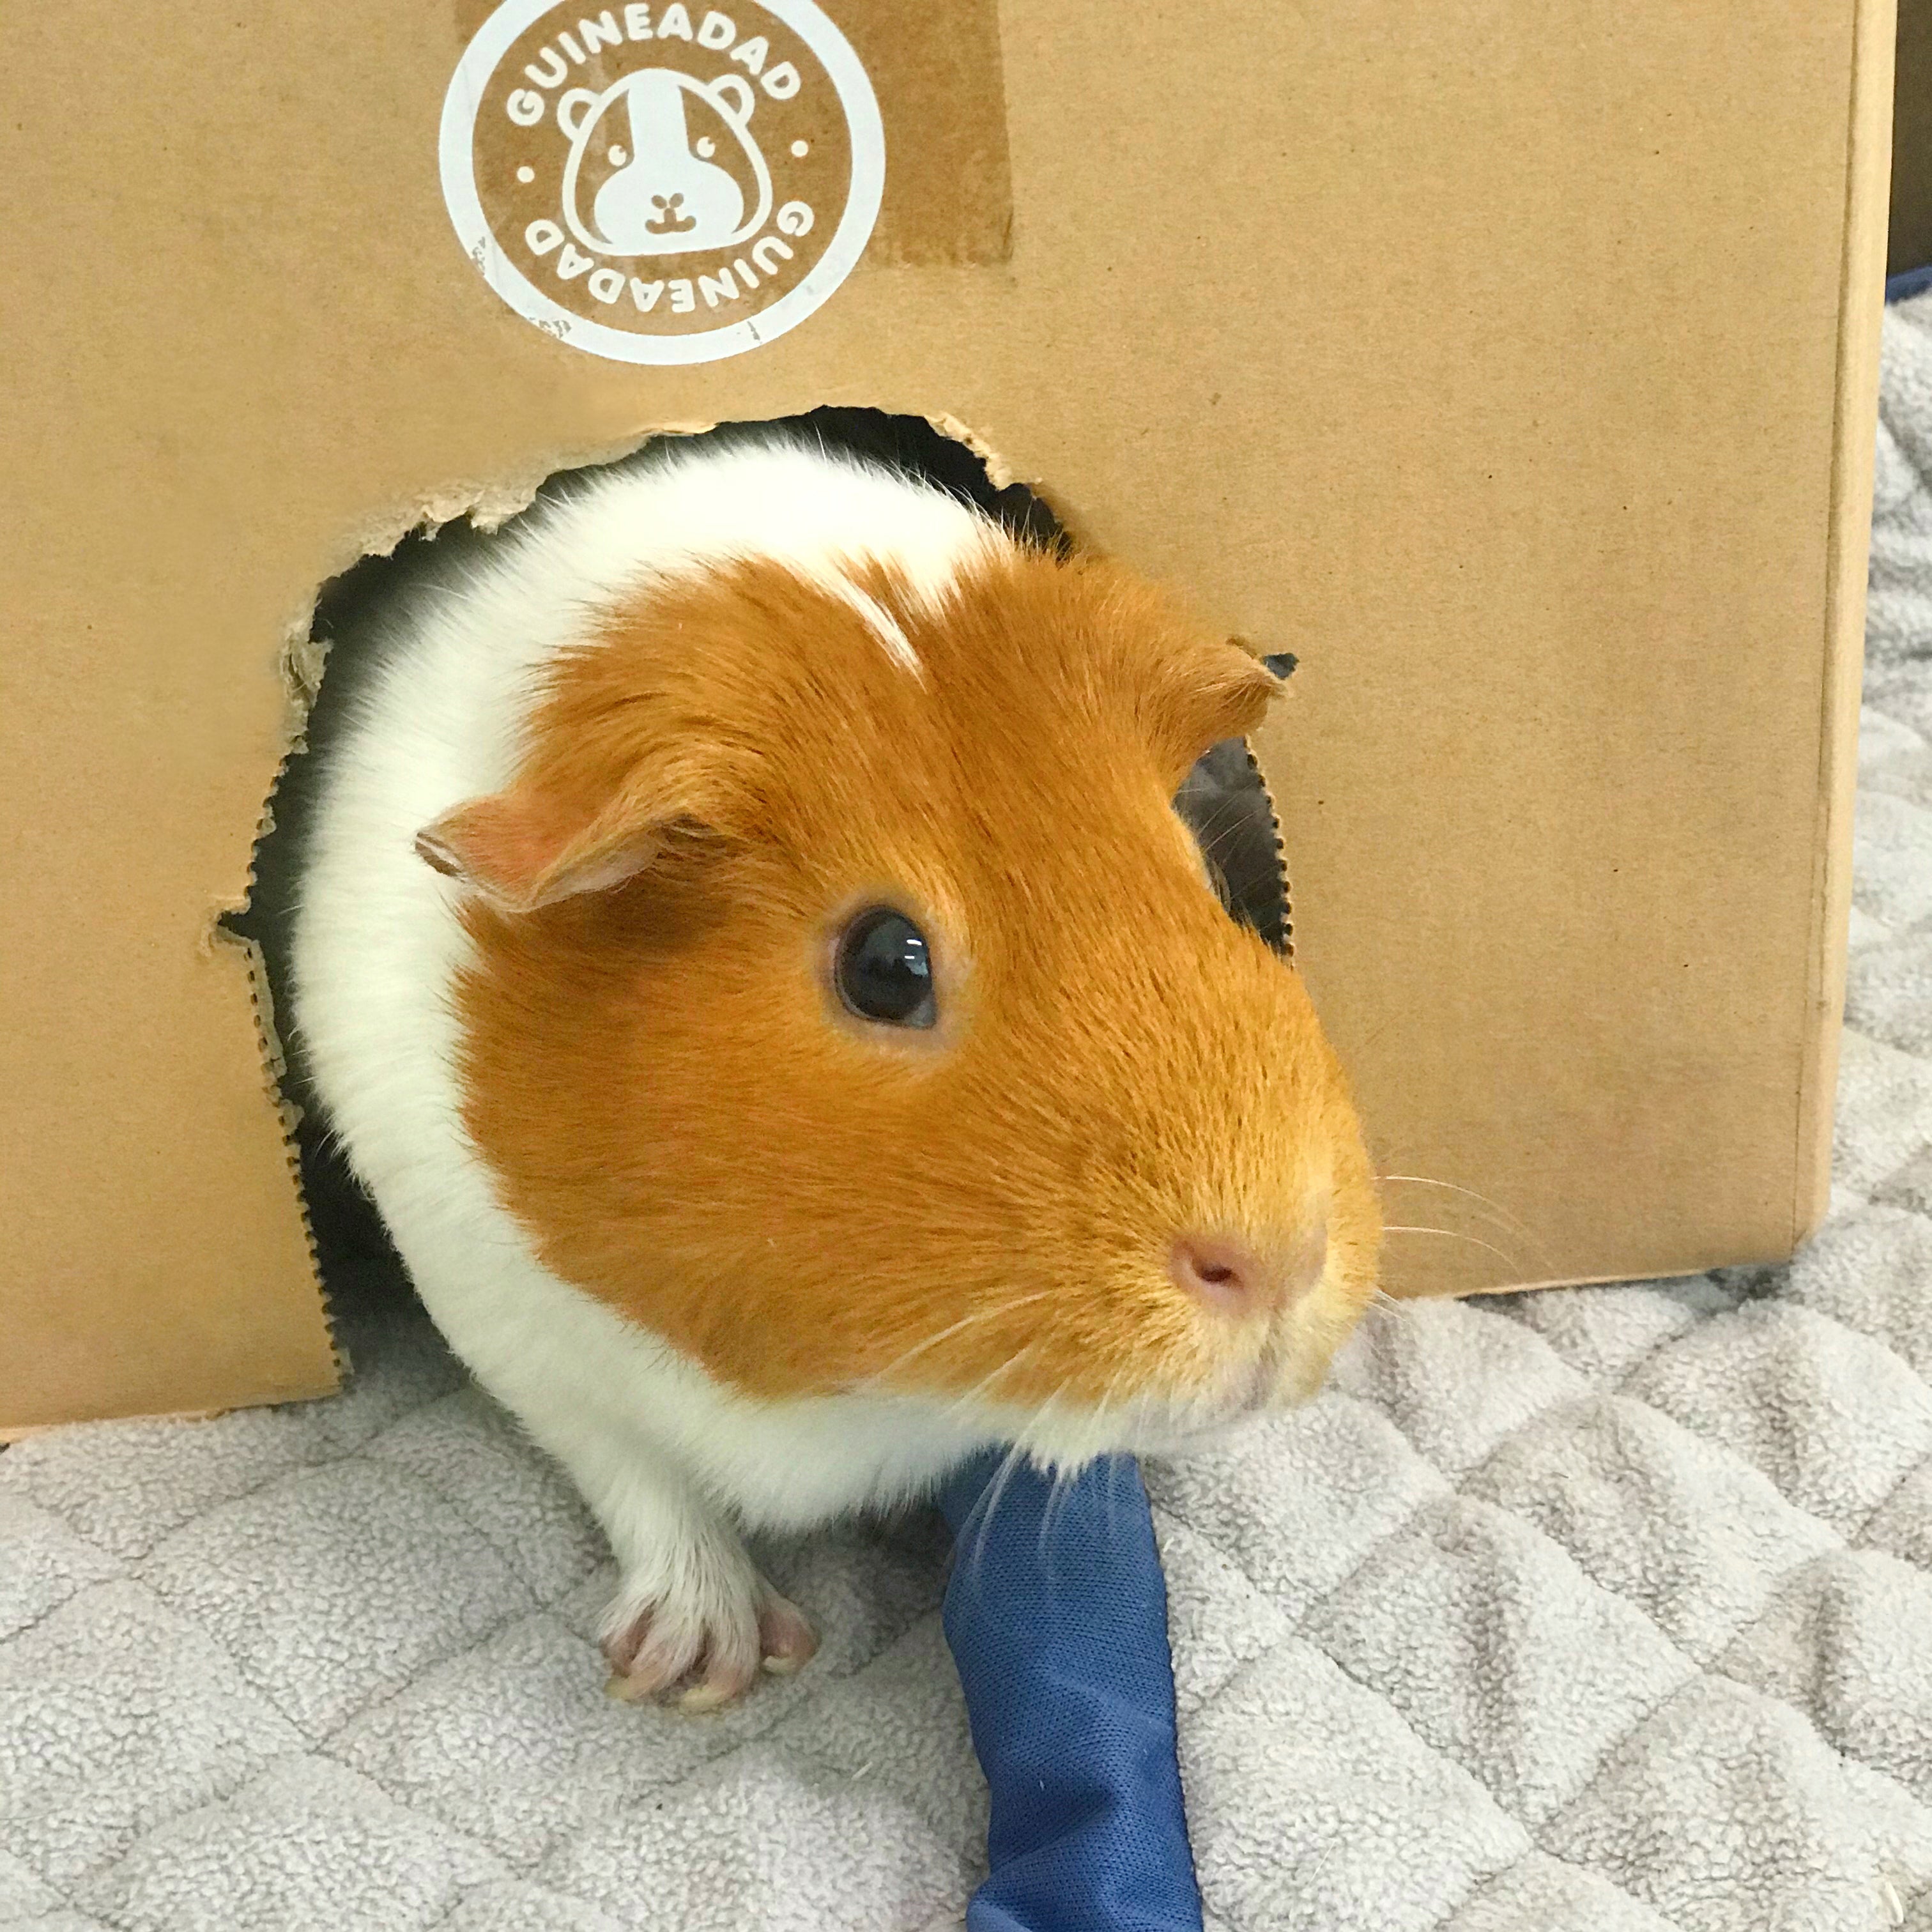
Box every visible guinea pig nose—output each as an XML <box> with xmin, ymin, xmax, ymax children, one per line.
<box><xmin>1170</xmin><ymin>1227</ymin><xmax>1328</xmax><ymax>1315</ymax></box>
<box><xmin>1169</xmin><ymin>1234</ymin><xmax>1270</xmax><ymax>1313</ymax></box>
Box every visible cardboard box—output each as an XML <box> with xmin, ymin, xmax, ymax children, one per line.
<box><xmin>0</xmin><ymin>0</ymin><xmax>1895</xmax><ymax>1431</ymax></box>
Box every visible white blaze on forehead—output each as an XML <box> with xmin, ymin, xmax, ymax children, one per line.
<box><xmin>822</xmin><ymin>571</ymin><xmax>923</xmax><ymax>679</ymax></box>
<box><xmin>496</xmin><ymin>437</ymin><xmax>1012</xmax><ymax>693</ymax></box>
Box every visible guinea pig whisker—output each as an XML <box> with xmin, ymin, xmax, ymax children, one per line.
<box><xmin>855</xmin><ymin>1292</ymin><xmax>1056</xmax><ymax>1395</ymax></box>
<box><xmin>1186</xmin><ymin>793</ymin><xmax>1250</xmax><ymax>854</ymax></box>
<box><xmin>1381</xmin><ymin>1223</ymin><xmax>1522</xmax><ymax>1276</ymax></box>
<box><xmin>1376</xmin><ymin>1174</ymin><xmax>1542</xmax><ymax>1249</ymax></box>
<box><xmin>1037</xmin><ymin>1464</ymin><xmax>1077</xmax><ymax>1570</ymax></box>
<box><xmin>933</xmin><ymin>1335</ymin><xmax>1051</xmax><ymax>1425</ymax></box>
<box><xmin>956</xmin><ymin>1440</ymin><xmax>1031</xmax><ymax>1598</ymax></box>
<box><xmin>1199</xmin><ymin>813</ymin><xmax>1264</xmax><ymax>868</ymax></box>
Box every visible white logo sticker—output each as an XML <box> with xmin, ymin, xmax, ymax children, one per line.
<box><xmin>441</xmin><ymin>1</ymin><xmax>884</xmax><ymax>364</ymax></box>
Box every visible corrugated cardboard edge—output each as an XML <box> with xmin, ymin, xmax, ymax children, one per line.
<box><xmin>1795</xmin><ymin>0</ymin><xmax>1897</xmax><ymax>1248</ymax></box>
<box><xmin>208</xmin><ymin>678</ymin><xmax>346</xmax><ymax>1402</ymax></box>
<box><xmin>1241</xmin><ymin>733</ymin><xmax>1295</xmax><ymax>962</ymax></box>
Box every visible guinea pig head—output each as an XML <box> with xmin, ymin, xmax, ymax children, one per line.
<box><xmin>421</xmin><ymin>537</ymin><xmax>1381</xmax><ymax>1461</ymax></box>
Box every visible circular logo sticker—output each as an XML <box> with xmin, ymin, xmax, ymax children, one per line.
<box><xmin>441</xmin><ymin>1</ymin><xmax>884</xmax><ymax>364</ymax></box>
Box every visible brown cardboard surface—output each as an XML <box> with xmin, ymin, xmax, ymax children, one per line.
<box><xmin>847</xmin><ymin>1</ymin><xmax>1011</xmax><ymax>266</ymax></box>
<box><xmin>0</xmin><ymin>0</ymin><xmax>1892</xmax><ymax>1426</ymax></box>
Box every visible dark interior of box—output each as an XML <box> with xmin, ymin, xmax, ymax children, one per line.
<box><xmin>225</xmin><ymin>409</ymin><xmax>1292</xmax><ymax>1315</ymax></box>
<box><xmin>1894</xmin><ymin>0</ymin><xmax>1931</xmax><ymax>280</ymax></box>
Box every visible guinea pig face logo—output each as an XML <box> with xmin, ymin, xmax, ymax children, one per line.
<box><xmin>441</xmin><ymin>1</ymin><xmax>884</xmax><ymax>364</ymax></box>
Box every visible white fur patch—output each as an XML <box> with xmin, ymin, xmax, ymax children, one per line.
<box><xmin>289</xmin><ymin>435</ymin><xmax>1036</xmax><ymax>1644</ymax></box>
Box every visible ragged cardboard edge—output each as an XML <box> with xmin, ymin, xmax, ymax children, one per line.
<box><xmin>205</xmin><ymin>917</ymin><xmax>347</xmax><ymax>1392</ymax></box>
<box><xmin>927</xmin><ymin>411</ymin><xmax>1018</xmax><ymax>491</ymax></box>
<box><xmin>923</xmin><ymin>411</ymin><xmax>1094</xmax><ymax>549</ymax></box>
<box><xmin>1794</xmin><ymin>0</ymin><xmax>1895</xmax><ymax>1250</ymax></box>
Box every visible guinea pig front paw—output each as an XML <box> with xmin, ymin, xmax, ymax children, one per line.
<box><xmin>601</xmin><ymin>1574</ymin><xmax>816</xmax><ymax>1712</ymax></box>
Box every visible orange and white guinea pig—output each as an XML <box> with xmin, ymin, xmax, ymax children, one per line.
<box><xmin>291</xmin><ymin>433</ymin><xmax>1381</xmax><ymax>1710</ymax></box>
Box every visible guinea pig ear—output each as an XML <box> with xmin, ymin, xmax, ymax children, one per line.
<box><xmin>413</xmin><ymin>769</ymin><xmax>705</xmax><ymax>913</ymax></box>
<box><xmin>1149</xmin><ymin>640</ymin><xmax>1286</xmax><ymax>783</ymax></box>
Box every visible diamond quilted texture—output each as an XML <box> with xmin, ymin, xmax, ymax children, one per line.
<box><xmin>1782</xmin><ymin>1207</ymin><xmax>1932</xmax><ymax>1380</ymax></box>
<box><xmin>0</xmin><ymin>1845</ymin><xmax>66</xmax><ymax>1919</ymax></box>
<box><xmin>1876</xmin><ymin>1147</ymin><xmax>1932</xmax><ymax>1218</ymax></box>
<box><xmin>1719</xmin><ymin>1551</ymin><xmax>1932</xmax><ymax>1803</ymax></box>
<box><xmin>1853</xmin><ymin>793</ymin><xmax>1932</xmax><ymax>931</ymax></box>
<box><xmin>1153</xmin><ymin>1512</ymin><xmax>1300</xmax><ymax>1717</ymax></box>
<box><xmin>1482</xmin><ymin>1279</ymin><xmax>1723</xmax><ymax>1388</ymax></box>
<box><xmin>533</xmin><ymin>1744</ymin><xmax>972</xmax><ymax>1932</ymax></box>
<box><xmin>1326</xmin><ymin>1301</ymin><xmax>1583</xmax><ymax>1479</ymax></box>
<box><xmin>330</xmin><ymin>1613</ymin><xmax>725</xmax><ymax>1867</ymax></box>
<box><xmin>364</xmin><ymin>1388</ymin><xmax>606</xmax><ymax>1604</ymax></box>
<box><xmin>548</xmin><ymin>1561</ymin><xmax>625</xmax><ymax>1649</ymax></box>
<box><xmin>1181</xmin><ymin>1634</ymin><xmax>1529</xmax><ymax>1932</ymax></box>
<box><xmin>1624</xmin><ymin>1301</ymin><xmax>1932</xmax><ymax>1535</ymax></box>
<box><xmin>1302</xmin><ymin>1495</ymin><xmax>1692</xmax><ymax>1829</ymax></box>
<box><xmin>1145</xmin><ymin>1394</ymin><xmax>1449</xmax><ymax>1623</ymax></box>
<box><xmin>1543</xmin><ymin>1676</ymin><xmax>1932</xmax><ymax>1932</ymax></box>
<box><xmin>1440</xmin><ymin>1850</ymin><xmax>1676</xmax><ymax>1932</ymax></box>
<box><xmin>435</xmin><ymin>1880</ymin><xmax>631</xmax><ymax>1931</ymax></box>
<box><xmin>749</xmin><ymin>1515</ymin><xmax>949</xmax><ymax>1679</ymax></box>
<box><xmin>4</xmin><ymin>1415</ymin><xmax>327</xmax><ymax>1568</ymax></box>
<box><xmin>0</xmin><ymin>1583</ymin><xmax>302</xmax><ymax>1887</ymax></box>
<box><xmin>1864</xmin><ymin>1459</ymin><xmax>1932</xmax><ymax>1572</ymax></box>
<box><xmin>765</xmin><ymin>1615</ymin><xmax>985</xmax><ymax>1861</ymax></box>
<box><xmin>0</xmin><ymin>1496</ymin><xmax>121</xmax><ymax>1643</ymax></box>
<box><xmin>1846</xmin><ymin>932</ymin><xmax>1932</xmax><ymax>1059</ymax></box>
<box><xmin>1857</xmin><ymin>702</ymin><xmax>1929</xmax><ymax>781</ymax></box>
<box><xmin>1466</xmin><ymin>1394</ymin><xmax>1839</xmax><ymax>1662</ymax></box>
<box><xmin>138</xmin><ymin>1459</ymin><xmax>535</xmax><ymax>1739</ymax></box>
<box><xmin>74</xmin><ymin>1755</ymin><xmax>506</xmax><ymax>1932</ymax></box>
<box><xmin>1837</xmin><ymin>1030</ymin><xmax>1932</xmax><ymax>1197</ymax></box>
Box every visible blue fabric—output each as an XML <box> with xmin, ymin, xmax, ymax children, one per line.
<box><xmin>1888</xmin><ymin>264</ymin><xmax>1932</xmax><ymax>304</ymax></box>
<box><xmin>937</xmin><ymin>1450</ymin><xmax>1204</xmax><ymax>1932</ymax></box>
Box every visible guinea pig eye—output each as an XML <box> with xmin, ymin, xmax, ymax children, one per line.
<box><xmin>834</xmin><ymin>907</ymin><xmax>937</xmax><ymax>1029</ymax></box>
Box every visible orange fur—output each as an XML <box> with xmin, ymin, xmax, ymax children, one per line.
<box><xmin>448</xmin><ymin>547</ymin><xmax>1381</xmax><ymax>1414</ymax></box>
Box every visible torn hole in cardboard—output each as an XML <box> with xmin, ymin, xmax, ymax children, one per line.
<box><xmin>222</xmin><ymin>408</ymin><xmax>1299</xmax><ymax>1357</ymax></box>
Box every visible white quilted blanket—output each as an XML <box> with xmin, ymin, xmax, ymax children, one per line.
<box><xmin>6</xmin><ymin>296</ymin><xmax>1932</xmax><ymax>1932</ymax></box>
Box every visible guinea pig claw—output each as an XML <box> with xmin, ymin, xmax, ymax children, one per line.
<box><xmin>600</xmin><ymin>1604</ymin><xmax>704</xmax><ymax>1703</ymax></box>
<box><xmin>599</xmin><ymin>1581</ymin><xmax>816</xmax><ymax>1711</ymax></box>
<box><xmin>677</xmin><ymin>1653</ymin><xmax>758</xmax><ymax>1712</ymax></box>
<box><xmin>602</xmin><ymin>1642</ymin><xmax>695</xmax><ymax>1706</ymax></box>
<box><xmin>758</xmin><ymin>1593</ymin><xmax>818</xmax><ymax>1676</ymax></box>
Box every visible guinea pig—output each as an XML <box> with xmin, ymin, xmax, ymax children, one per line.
<box><xmin>289</xmin><ymin>432</ymin><xmax>1381</xmax><ymax>1710</ymax></box>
